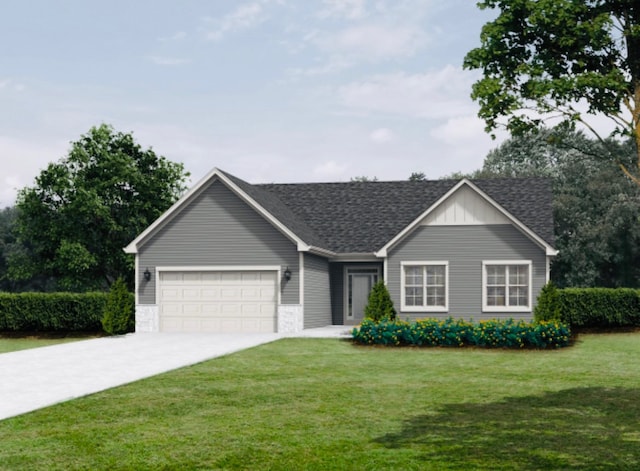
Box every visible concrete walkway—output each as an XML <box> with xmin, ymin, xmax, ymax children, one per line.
<box><xmin>0</xmin><ymin>326</ymin><xmax>352</xmax><ymax>421</ymax></box>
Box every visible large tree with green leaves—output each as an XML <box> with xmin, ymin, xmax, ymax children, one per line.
<box><xmin>12</xmin><ymin>124</ymin><xmax>189</xmax><ymax>291</ymax></box>
<box><xmin>481</xmin><ymin>127</ymin><xmax>640</xmax><ymax>287</ymax></box>
<box><xmin>464</xmin><ymin>0</ymin><xmax>640</xmax><ymax>185</ymax></box>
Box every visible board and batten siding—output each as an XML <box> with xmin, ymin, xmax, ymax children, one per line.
<box><xmin>137</xmin><ymin>179</ymin><xmax>299</xmax><ymax>305</ymax></box>
<box><xmin>303</xmin><ymin>253</ymin><xmax>332</xmax><ymax>328</ymax></box>
<box><xmin>387</xmin><ymin>225</ymin><xmax>546</xmax><ymax>321</ymax></box>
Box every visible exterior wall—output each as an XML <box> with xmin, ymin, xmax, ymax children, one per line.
<box><xmin>329</xmin><ymin>263</ymin><xmax>344</xmax><ymax>325</ymax></box>
<box><xmin>328</xmin><ymin>261</ymin><xmax>384</xmax><ymax>325</ymax></box>
<box><xmin>387</xmin><ymin>225</ymin><xmax>546</xmax><ymax>321</ymax></box>
<box><xmin>303</xmin><ymin>253</ymin><xmax>332</xmax><ymax>328</ymax></box>
<box><xmin>137</xmin><ymin>179</ymin><xmax>299</xmax><ymax>306</ymax></box>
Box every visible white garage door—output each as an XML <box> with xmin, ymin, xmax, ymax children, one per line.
<box><xmin>158</xmin><ymin>271</ymin><xmax>277</xmax><ymax>333</ymax></box>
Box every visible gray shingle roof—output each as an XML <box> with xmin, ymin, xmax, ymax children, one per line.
<box><xmin>215</xmin><ymin>170</ymin><xmax>553</xmax><ymax>253</ymax></box>
<box><xmin>248</xmin><ymin>177</ymin><xmax>555</xmax><ymax>253</ymax></box>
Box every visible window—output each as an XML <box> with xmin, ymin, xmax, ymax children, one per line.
<box><xmin>482</xmin><ymin>261</ymin><xmax>532</xmax><ymax>311</ymax></box>
<box><xmin>401</xmin><ymin>262</ymin><xmax>448</xmax><ymax>312</ymax></box>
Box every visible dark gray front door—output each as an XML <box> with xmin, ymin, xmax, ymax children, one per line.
<box><xmin>345</xmin><ymin>268</ymin><xmax>379</xmax><ymax>325</ymax></box>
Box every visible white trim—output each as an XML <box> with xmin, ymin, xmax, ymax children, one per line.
<box><xmin>299</xmin><ymin>252</ymin><xmax>305</xmax><ymax>308</ymax></box>
<box><xmin>546</xmin><ymin>256</ymin><xmax>551</xmax><ymax>283</ymax></box>
<box><xmin>155</xmin><ymin>265</ymin><xmax>283</xmax><ymax>309</ymax></box>
<box><xmin>481</xmin><ymin>260</ymin><xmax>532</xmax><ymax>312</ymax></box>
<box><xmin>124</xmin><ymin>168</ymin><xmax>309</xmax><ymax>254</ymax></box>
<box><xmin>307</xmin><ymin>246</ymin><xmax>337</xmax><ymax>257</ymax></box>
<box><xmin>134</xmin><ymin>254</ymin><xmax>140</xmax><ymax>305</ymax></box>
<box><xmin>328</xmin><ymin>253</ymin><xmax>379</xmax><ymax>262</ymax></box>
<box><xmin>343</xmin><ymin>265</ymin><xmax>382</xmax><ymax>321</ymax></box>
<box><xmin>375</xmin><ymin>178</ymin><xmax>558</xmax><ymax>257</ymax></box>
<box><xmin>155</xmin><ymin>265</ymin><xmax>281</xmax><ymax>272</ymax></box>
<box><xmin>383</xmin><ymin>258</ymin><xmax>388</xmax><ymax>285</ymax></box>
<box><xmin>400</xmin><ymin>261</ymin><xmax>449</xmax><ymax>312</ymax></box>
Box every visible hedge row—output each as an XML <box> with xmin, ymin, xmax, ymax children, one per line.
<box><xmin>0</xmin><ymin>292</ymin><xmax>123</xmax><ymax>332</ymax></box>
<box><xmin>535</xmin><ymin>285</ymin><xmax>640</xmax><ymax>329</ymax></box>
<box><xmin>352</xmin><ymin>318</ymin><xmax>571</xmax><ymax>349</ymax></box>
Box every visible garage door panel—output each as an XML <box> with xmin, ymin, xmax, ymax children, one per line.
<box><xmin>158</xmin><ymin>270</ymin><xmax>277</xmax><ymax>333</ymax></box>
<box><xmin>220</xmin><ymin>288</ymin><xmax>240</xmax><ymax>300</ymax></box>
<box><xmin>220</xmin><ymin>303</ymin><xmax>240</xmax><ymax>315</ymax></box>
<box><xmin>220</xmin><ymin>272</ymin><xmax>241</xmax><ymax>282</ymax></box>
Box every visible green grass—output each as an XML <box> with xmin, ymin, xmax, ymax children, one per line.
<box><xmin>1</xmin><ymin>334</ymin><xmax>639</xmax><ymax>470</ymax></box>
<box><xmin>0</xmin><ymin>336</ymin><xmax>89</xmax><ymax>354</ymax></box>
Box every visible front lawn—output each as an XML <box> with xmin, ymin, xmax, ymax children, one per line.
<box><xmin>1</xmin><ymin>334</ymin><xmax>639</xmax><ymax>470</ymax></box>
<box><xmin>0</xmin><ymin>336</ymin><xmax>89</xmax><ymax>354</ymax></box>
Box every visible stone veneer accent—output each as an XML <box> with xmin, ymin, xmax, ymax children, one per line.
<box><xmin>135</xmin><ymin>305</ymin><xmax>159</xmax><ymax>333</ymax></box>
<box><xmin>277</xmin><ymin>305</ymin><xmax>303</xmax><ymax>333</ymax></box>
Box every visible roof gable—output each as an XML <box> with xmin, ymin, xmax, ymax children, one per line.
<box><xmin>375</xmin><ymin>179</ymin><xmax>557</xmax><ymax>257</ymax></box>
<box><xmin>124</xmin><ymin>168</ymin><xmax>321</xmax><ymax>254</ymax></box>
<box><xmin>125</xmin><ymin>168</ymin><xmax>556</xmax><ymax>257</ymax></box>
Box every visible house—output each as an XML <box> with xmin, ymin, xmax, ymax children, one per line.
<box><xmin>124</xmin><ymin>168</ymin><xmax>556</xmax><ymax>333</ymax></box>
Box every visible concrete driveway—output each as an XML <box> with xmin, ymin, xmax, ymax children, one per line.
<box><xmin>0</xmin><ymin>333</ymin><xmax>281</xmax><ymax>421</ymax></box>
<box><xmin>0</xmin><ymin>326</ymin><xmax>351</xmax><ymax>421</ymax></box>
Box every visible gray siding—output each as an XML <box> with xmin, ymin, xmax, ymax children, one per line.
<box><xmin>303</xmin><ymin>253</ymin><xmax>332</xmax><ymax>328</ymax></box>
<box><xmin>138</xmin><ymin>179</ymin><xmax>299</xmax><ymax>305</ymax></box>
<box><xmin>387</xmin><ymin>225</ymin><xmax>546</xmax><ymax>321</ymax></box>
<box><xmin>329</xmin><ymin>263</ymin><xmax>344</xmax><ymax>325</ymax></box>
<box><xmin>328</xmin><ymin>262</ymin><xmax>384</xmax><ymax>324</ymax></box>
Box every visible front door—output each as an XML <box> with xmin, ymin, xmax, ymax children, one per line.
<box><xmin>345</xmin><ymin>268</ymin><xmax>380</xmax><ymax>325</ymax></box>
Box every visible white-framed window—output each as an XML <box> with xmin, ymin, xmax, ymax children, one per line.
<box><xmin>482</xmin><ymin>261</ymin><xmax>532</xmax><ymax>312</ymax></box>
<box><xmin>400</xmin><ymin>262</ymin><xmax>448</xmax><ymax>312</ymax></box>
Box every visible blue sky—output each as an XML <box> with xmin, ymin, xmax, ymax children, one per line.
<box><xmin>0</xmin><ymin>0</ymin><xmax>500</xmax><ymax>207</ymax></box>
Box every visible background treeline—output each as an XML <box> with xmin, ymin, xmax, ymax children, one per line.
<box><xmin>1</xmin><ymin>125</ymin><xmax>639</xmax><ymax>292</ymax></box>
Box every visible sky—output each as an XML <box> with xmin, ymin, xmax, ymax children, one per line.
<box><xmin>0</xmin><ymin>0</ymin><xmax>502</xmax><ymax>208</ymax></box>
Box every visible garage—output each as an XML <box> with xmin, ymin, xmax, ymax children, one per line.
<box><xmin>158</xmin><ymin>270</ymin><xmax>278</xmax><ymax>333</ymax></box>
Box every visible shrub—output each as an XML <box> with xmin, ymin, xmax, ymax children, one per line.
<box><xmin>0</xmin><ymin>292</ymin><xmax>109</xmax><ymax>332</ymax></box>
<box><xmin>556</xmin><ymin>288</ymin><xmax>640</xmax><ymax>329</ymax></box>
<box><xmin>352</xmin><ymin>317</ymin><xmax>571</xmax><ymax>349</ymax></box>
<box><xmin>534</xmin><ymin>281</ymin><xmax>562</xmax><ymax>322</ymax></box>
<box><xmin>101</xmin><ymin>277</ymin><xmax>135</xmax><ymax>335</ymax></box>
<box><xmin>364</xmin><ymin>280</ymin><xmax>396</xmax><ymax>322</ymax></box>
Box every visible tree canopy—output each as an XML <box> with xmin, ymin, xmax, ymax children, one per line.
<box><xmin>11</xmin><ymin>124</ymin><xmax>189</xmax><ymax>291</ymax></box>
<box><xmin>464</xmin><ymin>0</ymin><xmax>640</xmax><ymax>184</ymax></box>
<box><xmin>481</xmin><ymin>127</ymin><xmax>640</xmax><ymax>287</ymax></box>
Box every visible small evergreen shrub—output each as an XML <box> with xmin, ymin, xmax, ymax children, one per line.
<box><xmin>352</xmin><ymin>317</ymin><xmax>571</xmax><ymax>349</ymax></box>
<box><xmin>101</xmin><ymin>277</ymin><xmax>135</xmax><ymax>335</ymax></box>
<box><xmin>364</xmin><ymin>280</ymin><xmax>396</xmax><ymax>322</ymax></box>
<box><xmin>534</xmin><ymin>281</ymin><xmax>562</xmax><ymax>322</ymax></box>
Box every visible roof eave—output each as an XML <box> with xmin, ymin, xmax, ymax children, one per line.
<box><xmin>376</xmin><ymin>178</ymin><xmax>556</xmax><ymax>256</ymax></box>
<box><xmin>123</xmin><ymin>167</ymin><xmax>310</xmax><ymax>254</ymax></box>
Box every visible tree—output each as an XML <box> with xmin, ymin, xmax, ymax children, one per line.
<box><xmin>12</xmin><ymin>124</ymin><xmax>189</xmax><ymax>291</ymax></box>
<box><xmin>350</xmin><ymin>176</ymin><xmax>378</xmax><ymax>182</ymax></box>
<box><xmin>481</xmin><ymin>127</ymin><xmax>640</xmax><ymax>288</ymax></box>
<box><xmin>464</xmin><ymin>0</ymin><xmax>640</xmax><ymax>185</ymax></box>
<box><xmin>408</xmin><ymin>172</ymin><xmax>426</xmax><ymax>181</ymax></box>
<box><xmin>102</xmin><ymin>276</ymin><xmax>135</xmax><ymax>335</ymax></box>
<box><xmin>364</xmin><ymin>280</ymin><xmax>396</xmax><ymax>322</ymax></box>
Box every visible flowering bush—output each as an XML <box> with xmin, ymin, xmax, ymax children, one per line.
<box><xmin>352</xmin><ymin>317</ymin><xmax>571</xmax><ymax>349</ymax></box>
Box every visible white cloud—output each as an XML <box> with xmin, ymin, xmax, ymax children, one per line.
<box><xmin>318</xmin><ymin>0</ymin><xmax>368</xmax><ymax>20</ymax></box>
<box><xmin>313</xmin><ymin>159</ymin><xmax>350</xmax><ymax>179</ymax></box>
<box><xmin>338</xmin><ymin>66</ymin><xmax>477</xmax><ymax>119</ymax></box>
<box><xmin>205</xmin><ymin>3</ymin><xmax>267</xmax><ymax>41</ymax></box>
<box><xmin>430</xmin><ymin>115</ymin><xmax>486</xmax><ymax>145</ymax></box>
<box><xmin>314</xmin><ymin>23</ymin><xmax>427</xmax><ymax>61</ymax></box>
<box><xmin>286</xmin><ymin>57</ymin><xmax>352</xmax><ymax>78</ymax></box>
<box><xmin>148</xmin><ymin>56</ymin><xmax>191</xmax><ymax>66</ymax></box>
<box><xmin>0</xmin><ymin>78</ymin><xmax>26</xmax><ymax>92</ymax></box>
<box><xmin>369</xmin><ymin>127</ymin><xmax>394</xmax><ymax>143</ymax></box>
